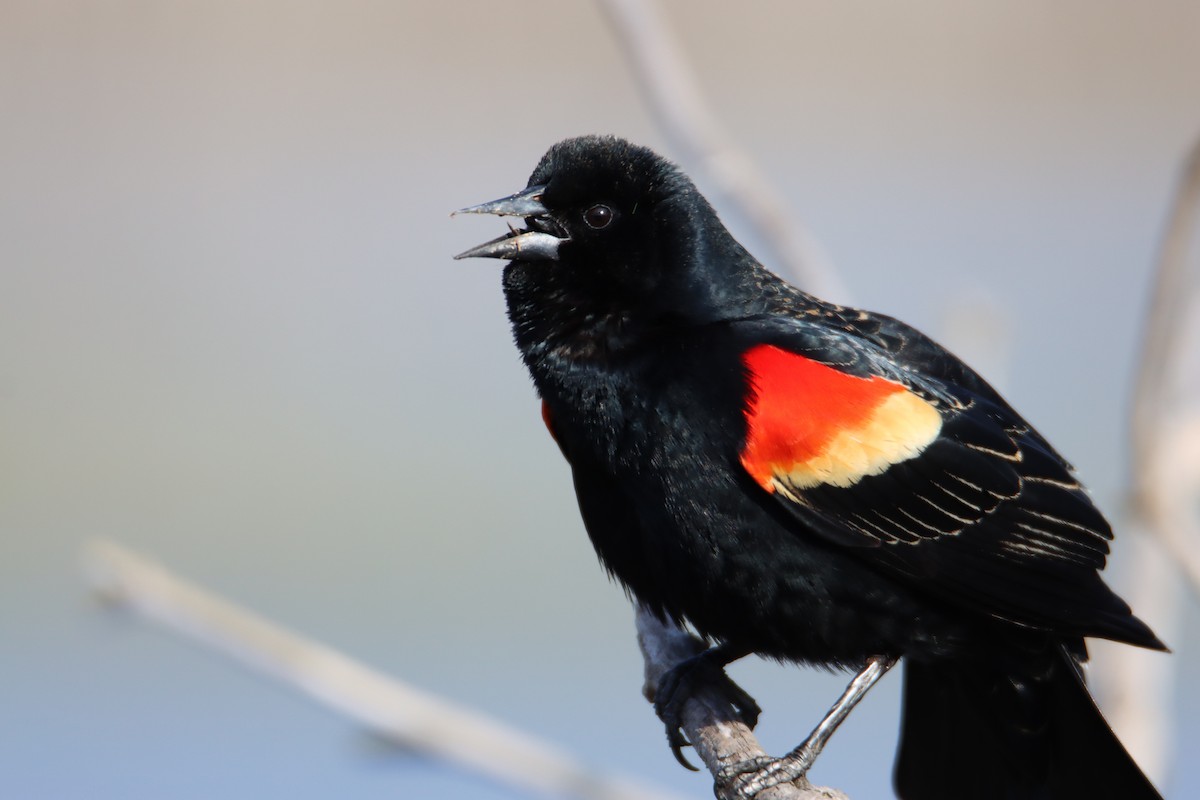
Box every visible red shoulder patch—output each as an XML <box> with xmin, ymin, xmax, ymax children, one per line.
<box><xmin>740</xmin><ymin>344</ymin><xmax>942</xmax><ymax>495</ymax></box>
<box><xmin>541</xmin><ymin>398</ymin><xmax>559</xmax><ymax>444</ymax></box>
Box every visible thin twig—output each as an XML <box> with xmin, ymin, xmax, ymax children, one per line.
<box><xmin>596</xmin><ymin>0</ymin><xmax>846</xmax><ymax>301</ymax></box>
<box><xmin>634</xmin><ymin>608</ymin><xmax>850</xmax><ymax>800</ymax></box>
<box><xmin>1129</xmin><ymin>131</ymin><xmax>1200</xmax><ymax>594</ymax></box>
<box><xmin>83</xmin><ymin>539</ymin><xmax>686</xmax><ymax>800</ymax></box>
<box><xmin>1100</xmin><ymin>130</ymin><xmax>1200</xmax><ymax>783</ymax></box>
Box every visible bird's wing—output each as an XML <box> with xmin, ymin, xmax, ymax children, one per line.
<box><xmin>732</xmin><ymin>317</ymin><xmax>1147</xmax><ymax>641</ymax></box>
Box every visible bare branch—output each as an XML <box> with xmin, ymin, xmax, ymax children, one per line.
<box><xmin>1129</xmin><ymin>131</ymin><xmax>1200</xmax><ymax>595</ymax></box>
<box><xmin>634</xmin><ymin>608</ymin><xmax>850</xmax><ymax>800</ymax></box>
<box><xmin>596</xmin><ymin>0</ymin><xmax>846</xmax><ymax>301</ymax></box>
<box><xmin>1099</xmin><ymin>130</ymin><xmax>1200</xmax><ymax>782</ymax></box>
<box><xmin>83</xmin><ymin>539</ymin><xmax>686</xmax><ymax>800</ymax></box>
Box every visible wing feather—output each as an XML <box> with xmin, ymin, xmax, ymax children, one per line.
<box><xmin>734</xmin><ymin>319</ymin><xmax>1134</xmax><ymax>638</ymax></box>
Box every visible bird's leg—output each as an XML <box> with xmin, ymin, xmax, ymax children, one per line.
<box><xmin>717</xmin><ymin>655</ymin><xmax>897</xmax><ymax>799</ymax></box>
<box><xmin>654</xmin><ymin>642</ymin><xmax>760</xmax><ymax>770</ymax></box>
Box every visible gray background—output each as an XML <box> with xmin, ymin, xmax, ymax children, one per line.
<box><xmin>3</xmin><ymin>2</ymin><xmax>1197</xmax><ymax>798</ymax></box>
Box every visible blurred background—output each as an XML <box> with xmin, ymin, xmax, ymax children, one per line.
<box><xmin>2</xmin><ymin>1</ymin><xmax>1197</xmax><ymax>798</ymax></box>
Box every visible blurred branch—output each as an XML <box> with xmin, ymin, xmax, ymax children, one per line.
<box><xmin>83</xmin><ymin>539</ymin><xmax>684</xmax><ymax>800</ymax></box>
<box><xmin>1100</xmin><ymin>130</ymin><xmax>1200</xmax><ymax>783</ymax></box>
<box><xmin>596</xmin><ymin>0</ymin><xmax>846</xmax><ymax>301</ymax></box>
<box><xmin>1129</xmin><ymin>131</ymin><xmax>1200</xmax><ymax>594</ymax></box>
<box><xmin>635</xmin><ymin>608</ymin><xmax>849</xmax><ymax>800</ymax></box>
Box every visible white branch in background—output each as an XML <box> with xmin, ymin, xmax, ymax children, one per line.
<box><xmin>83</xmin><ymin>539</ymin><xmax>686</xmax><ymax>800</ymax></box>
<box><xmin>634</xmin><ymin>608</ymin><xmax>850</xmax><ymax>800</ymax></box>
<box><xmin>1129</xmin><ymin>131</ymin><xmax>1200</xmax><ymax>594</ymax></box>
<box><xmin>1099</xmin><ymin>130</ymin><xmax>1200</xmax><ymax>783</ymax></box>
<box><xmin>597</xmin><ymin>0</ymin><xmax>846</xmax><ymax>302</ymax></box>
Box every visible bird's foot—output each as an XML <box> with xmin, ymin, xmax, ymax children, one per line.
<box><xmin>715</xmin><ymin>655</ymin><xmax>898</xmax><ymax>798</ymax></box>
<box><xmin>653</xmin><ymin>647</ymin><xmax>761</xmax><ymax>771</ymax></box>
<box><xmin>715</xmin><ymin>747</ymin><xmax>818</xmax><ymax>800</ymax></box>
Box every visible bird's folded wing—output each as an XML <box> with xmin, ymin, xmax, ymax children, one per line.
<box><xmin>734</xmin><ymin>331</ymin><xmax>1148</xmax><ymax>641</ymax></box>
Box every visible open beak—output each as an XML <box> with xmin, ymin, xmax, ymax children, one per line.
<box><xmin>453</xmin><ymin>184</ymin><xmax>565</xmax><ymax>261</ymax></box>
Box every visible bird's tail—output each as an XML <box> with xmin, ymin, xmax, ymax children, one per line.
<box><xmin>893</xmin><ymin>642</ymin><xmax>1162</xmax><ymax>800</ymax></box>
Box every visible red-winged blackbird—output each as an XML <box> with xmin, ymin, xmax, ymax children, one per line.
<box><xmin>455</xmin><ymin>136</ymin><xmax>1166</xmax><ymax>800</ymax></box>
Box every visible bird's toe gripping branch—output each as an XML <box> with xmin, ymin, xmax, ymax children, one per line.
<box><xmin>653</xmin><ymin>646</ymin><xmax>762</xmax><ymax>771</ymax></box>
<box><xmin>716</xmin><ymin>655</ymin><xmax>896</xmax><ymax>799</ymax></box>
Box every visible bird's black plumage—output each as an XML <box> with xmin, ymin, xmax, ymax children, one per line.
<box><xmin>456</xmin><ymin>135</ymin><xmax>1166</xmax><ymax>799</ymax></box>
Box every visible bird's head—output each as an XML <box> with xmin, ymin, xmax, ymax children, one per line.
<box><xmin>455</xmin><ymin>136</ymin><xmax>761</xmax><ymax>347</ymax></box>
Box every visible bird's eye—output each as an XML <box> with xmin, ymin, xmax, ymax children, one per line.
<box><xmin>583</xmin><ymin>204</ymin><xmax>614</xmax><ymax>229</ymax></box>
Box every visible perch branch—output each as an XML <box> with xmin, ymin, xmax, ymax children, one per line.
<box><xmin>83</xmin><ymin>539</ymin><xmax>684</xmax><ymax>800</ymax></box>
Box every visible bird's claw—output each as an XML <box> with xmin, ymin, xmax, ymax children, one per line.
<box><xmin>655</xmin><ymin>661</ymin><xmax>701</xmax><ymax>770</ymax></box>
<box><xmin>667</xmin><ymin>727</ymin><xmax>698</xmax><ymax>771</ymax></box>
<box><xmin>715</xmin><ymin>751</ymin><xmax>814</xmax><ymax>800</ymax></box>
<box><xmin>653</xmin><ymin>651</ymin><xmax>762</xmax><ymax>772</ymax></box>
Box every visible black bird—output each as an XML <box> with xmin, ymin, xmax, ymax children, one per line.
<box><xmin>455</xmin><ymin>136</ymin><xmax>1166</xmax><ymax>800</ymax></box>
